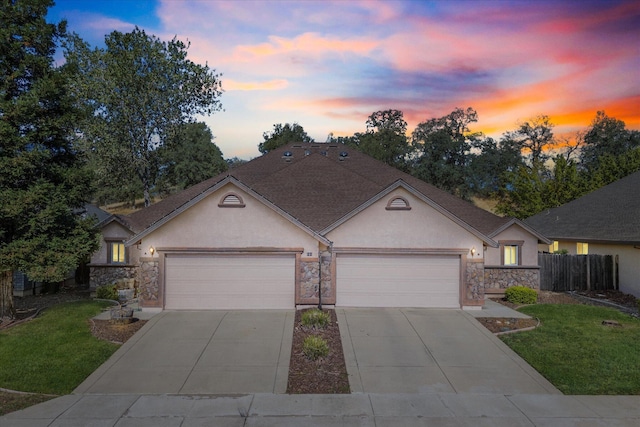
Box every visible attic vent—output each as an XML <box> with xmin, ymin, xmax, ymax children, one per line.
<box><xmin>386</xmin><ymin>196</ymin><xmax>411</xmax><ymax>211</ymax></box>
<box><xmin>339</xmin><ymin>151</ymin><xmax>349</xmax><ymax>161</ymax></box>
<box><xmin>283</xmin><ymin>151</ymin><xmax>293</xmax><ymax>157</ymax></box>
<box><xmin>304</xmin><ymin>150</ymin><xmax>311</xmax><ymax>156</ymax></box>
<box><xmin>320</xmin><ymin>150</ymin><xmax>327</xmax><ymax>156</ymax></box>
<box><xmin>219</xmin><ymin>192</ymin><xmax>245</xmax><ymax>208</ymax></box>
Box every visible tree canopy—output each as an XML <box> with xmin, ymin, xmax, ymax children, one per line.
<box><xmin>65</xmin><ymin>27</ymin><xmax>223</xmax><ymax>206</ymax></box>
<box><xmin>157</xmin><ymin>122</ymin><xmax>227</xmax><ymax>194</ymax></box>
<box><xmin>0</xmin><ymin>0</ymin><xmax>99</xmax><ymax>317</ymax></box>
<box><xmin>259</xmin><ymin>123</ymin><xmax>313</xmax><ymax>154</ymax></box>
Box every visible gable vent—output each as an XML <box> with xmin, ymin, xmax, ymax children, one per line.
<box><xmin>219</xmin><ymin>193</ymin><xmax>246</xmax><ymax>208</ymax></box>
<box><xmin>386</xmin><ymin>197</ymin><xmax>411</xmax><ymax>211</ymax></box>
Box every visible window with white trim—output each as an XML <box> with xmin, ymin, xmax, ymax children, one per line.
<box><xmin>500</xmin><ymin>240</ymin><xmax>523</xmax><ymax>266</ymax></box>
<box><xmin>503</xmin><ymin>245</ymin><xmax>518</xmax><ymax>266</ymax></box>
<box><xmin>549</xmin><ymin>240</ymin><xmax>559</xmax><ymax>253</ymax></box>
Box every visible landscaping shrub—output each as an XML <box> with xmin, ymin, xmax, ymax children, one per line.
<box><xmin>96</xmin><ymin>284</ymin><xmax>118</xmax><ymax>301</ymax></box>
<box><xmin>301</xmin><ymin>308</ymin><xmax>330</xmax><ymax>329</ymax></box>
<box><xmin>302</xmin><ymin>335</ymin><xmax>329</xmax><ymax>360</ymax></box>
<box><xmin>504</xmin><ymin>286</ymin><xmax>538</xmax><ymax>305</ymax></box>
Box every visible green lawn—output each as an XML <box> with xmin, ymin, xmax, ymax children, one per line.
<box><xmin>0</xmin><ymin>301</ymin><xmax>118</xmax><ymax>395</ymax></box>
<box><xmin>501</xmin><ymin>304</ymin><xmax>640</xmax><ymax>395</ymax></box>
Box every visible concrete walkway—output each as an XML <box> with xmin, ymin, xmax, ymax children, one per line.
<box><xmin>3</xmin><ymin>392</ymin><xmax>639</xmax><ymax>426</ymax></box>
<box><xmin>3</xmin><ymin>305</ymin><xmax>640</xmax><ymax>425</ymax></box>
<box><xmin>338</xmin><ymin>307</ymin><xmax>557</xmax><ymax>394</ymax></box>
<box><xmin>76</xmin><ymin>310</ymin><xmax>294</xmax><ymax>394</ymax></box>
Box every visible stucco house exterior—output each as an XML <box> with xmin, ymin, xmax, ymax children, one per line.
<box><xmin>90</xmin><ymin>143</ymin><xmax>549</xmax><ymax>311</ymax></box>
<box><xmin>526</xmin><ymin>171</ymin><xmax>640</xmax><ymax>298</ymax></box>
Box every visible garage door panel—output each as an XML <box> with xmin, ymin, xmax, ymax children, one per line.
<box><xmin>336</xmin><ymin>254</ymin><xmax>459</xmax><ymax>308</ymax></box>
<box><xmin>165</xmin><ymin>254</ymin><xmax>294</xmax><ymax>310</ymax></box>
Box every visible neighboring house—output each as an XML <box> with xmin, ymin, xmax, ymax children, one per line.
<box><xmin>92</xmin><ymin>143</ymin><xmax>549</xmax><ymax>311</ymax></box>
<box><xmin>526</xmin><ymin>171</ymin><xmax>640</xmax><ymax>298</ymax></box>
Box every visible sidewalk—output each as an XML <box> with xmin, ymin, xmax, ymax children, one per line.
<box><xmin>3</xmin><ymin>392</ymin><xmax>639</xmax><ymax>426</ymax></box>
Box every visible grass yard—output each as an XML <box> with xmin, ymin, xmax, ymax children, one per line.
<box><xmin>0</xmin><ymin>301</ymin><xmax>118</xmax><ymax>397</ymax></box>
<box><xmin>501</xmin><ymin>304</ymin><xmax>640</xmax><ymax>395</ymax></box>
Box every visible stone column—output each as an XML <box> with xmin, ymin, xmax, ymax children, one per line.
<box><xmin>138</xmin><ymin>258</ymin><xmax>160</xmax><ymax>308</ymax></box>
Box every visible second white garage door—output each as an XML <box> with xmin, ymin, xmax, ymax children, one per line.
<box><xmin>336</xmin><ymin>254</ymin><xmax>460</xmax><ymax>308</ymax></box>
<box><xmin>164</xmin><ymin>254</ymin><xmax>295</xmax><ymax>310</ymax></box>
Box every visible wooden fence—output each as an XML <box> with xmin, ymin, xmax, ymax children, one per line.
<box><xmin>538</xmin><ymin>254</ymin><xmax>616</xmax><ymax>292</ymax></box>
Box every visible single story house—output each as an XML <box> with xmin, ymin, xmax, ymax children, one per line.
<box><xmin>90</xmin><ymin>143</ymin><xmax>549</xmax><ymax>311</ymax></box>
<box><xmin>526</xmin><ymin>171</ymin><xmax>640</xmax><ymax>298</ymax></box>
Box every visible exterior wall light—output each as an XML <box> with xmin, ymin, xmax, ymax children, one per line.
<box><xmin>470</xmin><ymin>247</ymin><xmax>476</xmax><ymax>256</ymax></box>
<box><xmin>149</xmin><ymin>246</ymin><xmax>155</xmax><ymax>256</ymax></box>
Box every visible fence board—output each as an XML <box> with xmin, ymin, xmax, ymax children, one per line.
<box><xmin>538</xmin><ymin>254</ymin><xmax>614</xmax><ymax>292</ymax></box>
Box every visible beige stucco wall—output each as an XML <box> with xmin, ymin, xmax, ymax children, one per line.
<box><xmin>485</xmin><ymin>224</ymin><xmax>539</xmax><ymax>266</ymax></box>
<box><xmin>326</xmin><ymin>188</ymin><xmax>482</xmax><ymax>258</ymax></box>
<box><xmin>140</xmin><ymin>183</ymin><xmax>321</xmax><ymax>256</ymax></box>
<box><xmin>92</xmin><ymin>221</ymin><xmax>138</xmax><ymax>265</ymax></box>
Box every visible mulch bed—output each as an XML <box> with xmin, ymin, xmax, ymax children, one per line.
<box><xmin>89</xmin><ymin>318</ymin><xmax>148</xmax><ymax>344</ymax></box>
<box><xmin>287</xmin><ymin>309</ymin><xmax>350</xmax><ymax>394</ymax></box>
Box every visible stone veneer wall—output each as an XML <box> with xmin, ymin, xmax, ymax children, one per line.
<box><xmin>298</xmin><ymin>251</ymin><xmax>334</xmax><ymax>305</ymax></box>
<box><xmin>464</xmin><ymin>260</ymin><xmax>484</xmax><ymax>305</ymax></box>
<box><xmin>484</xmin><ymin>266</ymin><xmax>540</xmax><ymax>291</ymax></box>
<box><xmin>89</xmin><ymin>265</ymin><xmax>137</xmax><ymax>289</ymax></box>
<box><xmin>138</xmin><ymin>258</ymin><xmax>160</xmax><ymax>308</ymax></box>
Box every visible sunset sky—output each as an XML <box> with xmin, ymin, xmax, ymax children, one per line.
<box><xmin>48</xmin><ymin>0</ymin><xmax>640</xmax><ymax>159</ymax></box>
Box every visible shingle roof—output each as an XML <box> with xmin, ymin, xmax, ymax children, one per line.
<box><xmin>127</xmin><ymin>143</ymin><xmax>514</xmax><ymax>240</ymax></box>
<box><xmin>525</xmin><ymin>171</ymin><xmax>640</xmax><ymax>244</ymax></box>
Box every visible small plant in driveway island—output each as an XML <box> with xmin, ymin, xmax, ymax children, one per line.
<box><xmin>96</xmin><ymin>284</ymin><xmax>119</xmax><ymax>301</ymax></box>
<box><xmin>301</xmin><ymin>308</ymin><xmax>330</xmax><ymax>329</ymax></box>
<box><xmin>302</xmin><ymin>335</ymin><xmax>329</xmax><ymax>360</ymax></box>
<box><xmin>505</xmin><ymin>286</ymin><xmax>538</xmax><ymax>305</ymax></box>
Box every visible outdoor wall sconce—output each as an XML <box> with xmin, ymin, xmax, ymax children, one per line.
<box><xmin>470</xmin><ymin>247</ymin><xmax>476</xmax><ymax>256</ymax></box>
<box><xmin>149</xmin><ymin>246</ymin><xmax>155</xmax><ymax>256</ymax></box>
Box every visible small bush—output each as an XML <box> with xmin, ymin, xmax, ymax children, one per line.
<box><xmin>637</xmin><ymin>299</ymin><xmax>640</xmax><ymax>313</ymax></box>
<box><xmin>302</xmin><ymin>335</ymin><xmax>329</xmax><ymax>360</ymax></box>
<box><xmin>504</xmin><ymin>286</ymin><xmax>538</xmax><ymax>305</ymax></box>
<box><xmin>96</xmin><ymin>284</ymin><xmax>118</xmax><ymax>301</ymax></box>
<box><xmin>301</xmin><ymin>308</ymin><xmax>330</xmax><ymax>329</ymax></box>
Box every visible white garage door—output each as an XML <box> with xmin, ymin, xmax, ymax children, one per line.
<box><xmin>336</xmin><ymin>254</ymin><xmax>460</xmax><ymax>308</ymax></box>
<box><xmin>165</xmin><ymin>254</ymin><xmax>295</xmax><ymax>309</ymax></box>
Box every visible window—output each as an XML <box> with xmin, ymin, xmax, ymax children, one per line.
<box><xmin>110</xmin><ymin>242</ymin><xmax>126</xmax><ymax>264</ymax></box>
<box><xmin>577</xmin><ymin>242</ymin><xmax>589</xmax><ymax>255</ymax></box>
<box><xmin>549</xmin><ymin>241</ymin><xmax>559</xmax><ymax>253</ymax></box>
<box><xmin>503</xmin><ymin>245</ymin><xmax>519</xmax><ymax>266</ymax></box>
<box><xmin>500</xmin><ymin>240</ymin><xmax>523</xmax><ymax>266</ymax></box>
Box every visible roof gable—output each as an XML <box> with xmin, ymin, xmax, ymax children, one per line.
<box><xmin>525</xmin><ymin>171</ymin><xmax>640</xmax><ymax>244</ymax></box>
<box><xmin>122</xmin><ymin>142</ymin><xmax>519</xmax><ymax>242</ymax></box>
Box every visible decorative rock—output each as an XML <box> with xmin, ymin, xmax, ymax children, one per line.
<box><xmin>110</xmin><ymin>307</ymin><xmax>134</xmax><ymax>324</ymax></box>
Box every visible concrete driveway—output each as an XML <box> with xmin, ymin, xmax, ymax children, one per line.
<box><xmin>338</xmin><ymin>308</ymin><xmax>559</xmax><ymax>394</ymax></box>
<box><xmin>76</xmin><ymin>310</ymin><xmax>294</xmax><ymax>394</ymax></box>
<box><xmin>76</xmin><ymin>307</ymin><xmax>558</xmax><ymax>396</ymax></box>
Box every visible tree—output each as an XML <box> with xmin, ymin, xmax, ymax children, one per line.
<box><xmin>580</xmin><ymin>111</ymin><xmax>640</xmax><ymax>171</ymax></box>
<box><xmin>0</xmin><ymin>0</ymin><xmax>99</xmax><ymax>318</ymax></box>
<box><xmin>65</xmin><ymin>27</ymin><xmax>223</xmax><ymax>207</ymax></box>
<box><xmin>410</xmin><ymin>107</ymin><xmax>480</xmax><ymax>197</ymax></box>
<box><xmin>157</xmin><ymin>122</ymin><xmax>227</xmax><ymax>194</ymax></box>
<box><xmin>466</xmin><ymin>136</ymin><xmax>523</xmax><ymax>197</ymax></box>
<box><xmin>258</xmin><ymin>123</ymin><xmax>313</xmax><ymax>154</ymax></box>
<box><xmin>346</xmin><ymin>109</ymin><xmax>410</xmax><ymax>171</ymax></box>
<box><xmin>503</xmin><ymin>115</ymin><xmax>555</xmax><ymax>169</ymax></box>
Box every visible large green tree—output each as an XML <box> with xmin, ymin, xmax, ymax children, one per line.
<box><xmin>410</xmin><ymin>107</ymin><xmax>480</xmax><ymax>198</ymax></box>
<box><xmin>65</xmin><ymin>27</ymin><xmax>223</xmax><ymax>206</ymax></box>
<box><xmin>258</xmin><ymin>122</ymin><xmax>313</xmax><ymax>154</ymax></box>
<box><xmin>0</xmin><ymin>0</ymin><xmax>99</xmax><ymax>318</ymax></box>
<box><xmin>157</xmin><ymin>122</ymin><xmax>227</xmax><ymax>194</ymax></box>
<box><xmin>503</xmin><ymin>115</ymin><xmax>555</xmax><ymax>170</ymax></box>
<box><xmin>466</xmin><ymin>136</ymin><xmax>523</xmax><ymax>197</ymax></box>
<box><xmin>580</xmin><ymin>111</ymin><xmax>640</xmax><ymax>171</ymax></box>
<box><xmin>346</xmin><ymin>109</ymin><xmax>410</xmax><ymax>171</ymax></box>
